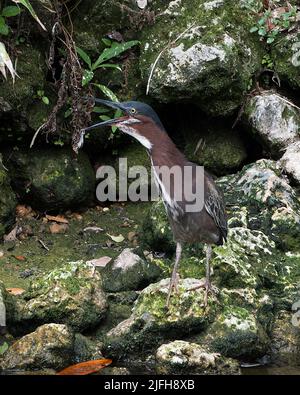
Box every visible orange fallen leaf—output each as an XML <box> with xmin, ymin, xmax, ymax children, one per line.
<box><xmin>56</xmin><ymin>359</ymin><xmax>112</xmax><ymax>376</ymax></box>
<box><xmin>14</xmin><ymin>255</ymin><xmax>26</xmax><ymax>261</ymax></box>
<box><xmin>49</xmin><ymin>223</ymin><xmax>68</xmax><ymax>234</ymax></box>
<box><xmin>46</xmin><ymin>215</ymin><xmax>69</xmax><ymax>224</ymax></box>
<box><xmin>6</xmin><ymin>288</ymin><xmax>26</xmax><ymax>296</ymax></box>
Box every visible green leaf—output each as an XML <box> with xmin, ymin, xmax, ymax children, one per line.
<box><xmin>0</xmin><ymin>342</ymin><xmax>9</xmax><ymax>355</ymax></box>
<box><xmin>12</xmin><ymin>0</ymin><xmax>46</xmax><ymax>31</ymax></box>
<box><xmin>266</xmin><ymin>37</ymin><xmax>275</xmax><ymax>44</ymax></box>
<box><xmin>64</xmin><ymin>108</ymin><xmax>72</xmax><ymax>118</ymax></box>
<box><xmin>82</xmin><ymin>69</ymin><xmax>94</xmax><ymax>86</ymax></box>
<box><xmin>99</xmin><ymin>115</ymin><xmax>111</xmax><ymax>121</ymax></box>
<box><xmin>258</xmin><ymin>27</ymin><xmax>267</xmax><ymax>36</ymax></box>
<box><xmin>0</xmin><ymin>21</ymin><xmax>9</xmax><ymax>36</ymax></box>
<box><xmin>76</xmin><ymin>46</ymin><xmax>92</xmax><ymax>69</ymax></box>
<box><xmin>249</xmin><ymin>26</ymin><xmax>258</xmax><ymax>33</ymax></box>
<box><xmin>42</xmin><ymin>96</ymin><xmax>49</xmax><ymax>105</ymax></box>
<box><xmin>2</xmin><ymin>6</ymin><xmax>21</xmax><ymax>17</ymax></box>
<box><xmin>97</xmin><ymin>63</ymin><xmax>122</xmax><ymax>71</ymax></box>
<box><xmin>101</xmin><ymin>38</ymin><xmax>112</xmax><ymax>47</ymax></box>
<box><xmin>93</xmin><ymin>83</ymin><xmax>119</xmax><ymax>102</ymax></box>
<box><xmin>93</xmin><ymin>106</ymin><xmax>111</xmax><ymax>114</ymax></box>
<box><xmin>92</xmin><ymin>40</ymin><xmax>139</xmax><ymax>70</ymax></box>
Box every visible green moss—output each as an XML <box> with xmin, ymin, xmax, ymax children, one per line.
<box><xmin>0</xmin><ymin>158</ymin><xmax>17</xmax><ymax>239</ymax></box>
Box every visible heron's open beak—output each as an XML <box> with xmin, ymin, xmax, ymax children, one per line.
<box><xmin>82</xmin><ymin>99</ymin><xmax>140</xmax><ymax>132</ymax></box>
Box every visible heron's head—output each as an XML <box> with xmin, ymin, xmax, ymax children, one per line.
<box><xmin>82</xmin><ymin>99</ymin><xmax>166</xmax><ymax>150</ymax></box>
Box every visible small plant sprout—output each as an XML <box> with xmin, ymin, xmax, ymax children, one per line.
<box><xmin>36</xmin><ymin>90</ymin><xmax>50</xmax><ymax>105</ymax></box>
<box><xmin>0</xmin><ymin>5</ymin><xmax>22</xmax><ymax>36</ymax></box>
<box><xmin>76</xmin><ymin>38</ymin><xmax>140</xmax><ymax>86</ymax></box>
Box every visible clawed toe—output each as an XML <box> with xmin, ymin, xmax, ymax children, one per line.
<box><xmin>166</xmin><ymin>272</ymin><xmax>180</xmax><ymax>307</ymax></box>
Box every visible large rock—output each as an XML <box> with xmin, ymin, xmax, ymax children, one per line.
<box><xmin>244</xmin><ymin>93</ymin><xmax>300</xmax><ymax>157</ymax></box>
<box><xmin>104</xmin><ymin>278</ymin><xmax>219</xmax><ymax>357</ymax></box>
<box><xmin>102</xmin><ymin>248</ymin><xmax>162</xmax><ymax>292</ymax></box>
<box><xmin>184</xmin><ymin>128</ymin><xmax>247</xmax><ymax>175</ymax></box>
<box><xmin>269</xmin><ymin>310</ymin><xmax>300</xmax><ymax>366</ymax></box>
<box><xmin>218</xmin><ymin>159</ymin><xmax>300</xmax><ymax>251</ymax></box>
<box><xmin>156</xmin><ymin>340</ymin><xmax>241</xmax><ymax>375</ymax></box>
<box><xmin>9</xmin><ymin>261</ymin><xmax>108</xmax><ymax>334</ymax></box>
<box><xmin>200</xmin><ymin>306</ymin><xmax>270</xmax><ymax>360</ymax></box>
<box><xmin>0</xmin><ymin>324</ymin><xmax>74</xmax><ymax>371</ymax></box>
<box><xmin>0</xmin><ymin>157</ymin><xmax>17</xmax><ymax>239</ymax></box>
<box><xmin>140</xmin><ymin>0</ymin><xmax>263</xmax><ymax>116</ymax></box>
<box><xmin>272</xmin><ymin>31</ymin><xmax>300</xmax><ymax>90</ymax></box>
<box><xmin>279</xmin><ymin>142</ymin><xmax>300</xmax><ymax>186</ymax></box>
<box><xmin>5</xmin><ymin>148</ymin><xmax>95</xmax><ymax>211</ymax></box>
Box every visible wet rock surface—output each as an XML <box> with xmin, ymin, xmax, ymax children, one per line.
<box><xmin>0</xmin><ymin>324</ymin><xmax>74</xmax><ymax>371</ymax></box>
<box><xmin>8</xmin><ymin>261</ymin><xmax>108</xmax><ymax>334</ymax></box>
<box><xmin>156</xmin><ymin>340</ymin><xmax>241</xmax><ymax>375</ymax></box>
<box><xmin>102</xmin><ymin>248</ymin><xmax>162</xmax><ymax>292</ymax></box>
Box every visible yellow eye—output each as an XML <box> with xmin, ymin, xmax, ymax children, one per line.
<box><xmin>130</xmin><ymin>108</ymin><xmax>136</xmax><ymax>114</ymax></box>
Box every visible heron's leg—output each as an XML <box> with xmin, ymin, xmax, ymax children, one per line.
<box><xmin>166</xmin><ymin>242</ymin><xmax>182</xmax><ymax>307</ymax></box>
<box><xmin>203</xmin><ymin>244</ymin><xmax>212</xmax><ymax>307</ymax></box>
<box><xmin>187</xmin><ymin>244</ymin><xmax>219</xmax><ymax>307</ymax></box>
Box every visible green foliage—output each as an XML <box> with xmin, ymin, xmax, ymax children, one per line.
<box><xmin>250</xmin><ymin>6</ymin><xmax>297</xmax><ymax>44</ymax></box>
<box><xmin>0</xmin><ymin>5</ymin><xmax>21</xmax><ymax>36</ymax></box>
<box><xmin>76</xmin><ymin>38</ymin><xmax>139</xmax><ymax>86</ymax></box>
<box><xmin>36</xmin><ymin>89</ymin><xmax>49</xmax><ymax>105</ymax></box>
<box><xmin>0</xmin><ymin>342</ymin><xmax>9</xmax><ymax>355</ymax></box>
<box><xmin>76</xmin><ymin>38</ymin><xmax>139</xmax><ymax>137</ymax></box>
<box><xmin>262</xmin><ymin>54</ymin><xmax>274</xmax><ymax>69</ymax></box>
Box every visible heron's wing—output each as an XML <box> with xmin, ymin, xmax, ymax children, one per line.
<box><xmin>204</xmin><ymin>176</ymin><xmax>228</xmax><ymax>242</ymax></box>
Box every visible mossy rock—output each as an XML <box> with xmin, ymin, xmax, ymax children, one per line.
<box><xmin>104</xmin><ymin>278</ymin><xmax>219</xmax><ymax>358</ymax></box>
<box><xmin>200</xmin><ymin>306</ymin><xmax>270</xmax><ymax>360</ymax></box>
<box><xmin>102</xmin><ymin>248</ymin><xmax>162</xmax><ymax>292</ymax></box>
<box><xmin>243</xmin><ymin>93</ymin><xmax>300</xmax><ymax>157</ymax></box>
<box><xmin>139</xmin><ymin>0</ymin><xmax>263</xmax><ymax>116</ymax></box>
<box><xmin>0</xmin><ymin>324</ymin><xmax>74</xmax><ymax>371</ymax></box>
<box><xmin>156</xmin><ymin>340</ymin><xmax>241</xmax><ymax>375</ymax></box>
<box><xmin>0</xmin><ymin>158</ymin><xmax>17</xmax><ymax>239</ymax></box>
<box><xmin>217</xmin><ymin>159</ymin><xmax>300</xmax><ymax>251</ymax></box>
<box><xmin>140</xmin><ymin>199</ymin><xmax>175</xmax><ymax>253</ymax></box>
<box><xmin>184</xmin><ymin>128</ymin><xmax>247</xmax><ymax>175</ymax></box>
<box><xmin>0</xmin><ymin>44</ymin><xmax>45</xmax><ymax>113</ymax></box>
<box><xmin>8</xmin><ymin>261</ymin><xmax>108</xmax><ymax>334</ymax></box>
<box><xmin>271</xmin><ymin>32</ymin><xmax>300</xmax><ymax>90</ymax></box>
<box><xmin>5</xmin><ymin>148</ymin><xmax>95</xmax><ymax>211</ymax></box>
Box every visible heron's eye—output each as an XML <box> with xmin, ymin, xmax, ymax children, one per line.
<box><xmin>130</xmin><ymin>108</ymin><xmax>136</xmax><ymax>114</ymax></box>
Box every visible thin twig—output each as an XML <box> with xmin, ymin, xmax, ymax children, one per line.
<box><xmin>38</xmin><ymin>239</ymin><xmax>50</xmax><ymax>251</ymax></box>
<box><xmin>146</xmin><ymin>22</ymin><xmax>196</xmax><ymax>95</ymax></box>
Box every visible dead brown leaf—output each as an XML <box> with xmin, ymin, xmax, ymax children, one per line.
<box><xmin>14</xmin><ymin>255</ymin><xmax>26</xmax><ymax>261</ymax></box>
<box><xmin>46</xmin><ymin>215</ymin><xmax>69</xmax><ymax>224</ymax></box>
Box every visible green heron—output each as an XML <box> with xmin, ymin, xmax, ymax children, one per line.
<box><xmin>82</xmin><ymin>99</ymin><xmax>227</xmax><ymax>306</ymax></box>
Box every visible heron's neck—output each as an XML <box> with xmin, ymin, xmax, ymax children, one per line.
<box><xmin>150</xmin><ymin>132</ymin><xmax>187</xmax><ymax>168</ymax></box>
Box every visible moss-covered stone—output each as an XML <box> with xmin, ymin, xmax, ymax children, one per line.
<box><xmin>156</xmin><ymin>340</ymin><xmax>241</xmax><ymax>375</ymax></box>
<box><xmin>0</xmin><ymin>324</ymin><xmax>74</xmax><ymax>371</ymax></box>
<box><xmin>244</xmin><ymin>93</ymin><xmax>300</xmax><ymax>157</ymax></box>
<box><xmin>0</xmin><ymin>45</ymin><xmax>45</xmax><ymax>111</ymax></box>
<box><xmin>8</xmin><ymin>261</ymin><xmax>108</xmax><ymax>334</ymax></box>
<box><xmin>271</xmin><ymin>32</ymin><xmax>300</xmax><ymax>90</ymax></box>
<box><xmin>5</xmin><ymin>148</ymin><xmax>95</xmax><ymax>211</ymax></box>
<box><xmin>218</xmin><ymin>159</ymin><xmax>300</xmax><ymax>251</ymax></box>
<box><xmin>139</xmin><ymin>0</ymin><xmax>263</xmax><ymax>116</ymax></box>
<box><xmin>200</xmin><ymin>306</ymin><xmax>270</xmax><ymax>360</ymax></box>
<box><xmin>102</xmin><ymin>248</ymin><xmax>162</xmax><ymax>292</ymax></box>
<box><xmin>104</xmin><ymin>278</ymin><xmax>219</xmax><ymax>357</ymax></box>
<box><xmin>0</xmin><ymin>157</ymin><xmax>17</xmax><ymax>239</ymax></box>
<box><xmin>140</xmin><ymin>199</ymin><xmax>175</xmax><ymax>253</ymax></box>
<box><xmin>184</xmin><ymin>128</ymin><xmax>247</xmax><ymax>175</ymax></box>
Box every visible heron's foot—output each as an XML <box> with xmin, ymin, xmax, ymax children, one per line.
<box><xmin>187</xmin><ymin>278</ymin><xmax>219</xmax><ymax>308</ymax></box>
<box><xmin>166</xmin><ymin>272</ymin><xmax>180</xmax><ymax>308</ymax></box>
